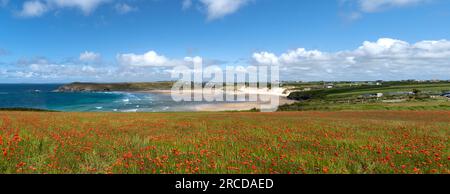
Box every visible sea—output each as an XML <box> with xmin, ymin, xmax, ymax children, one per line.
<box><xmin>0</xmin><ymin>84</ymin><xmax>216</xmax><ymax>112</ymax></box>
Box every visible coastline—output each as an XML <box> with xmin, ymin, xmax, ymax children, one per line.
<box><xmin>141</xmin><ymin>89</ymin><xmax>297</xmax><ymax>112</ymax></box>
<box><xmin>48</xmin><ymin>83</ymin><xmax>300</xmax><ymax>112</ymax></box>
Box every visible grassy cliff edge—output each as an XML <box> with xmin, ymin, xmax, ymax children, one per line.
<box><xmin>56</xmin><ymin>82</ymin><xmax>175</xmax><ymax>92</ymax></box>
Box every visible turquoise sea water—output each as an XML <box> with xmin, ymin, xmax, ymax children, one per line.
<box><xmin>0</xmin><ymin>84</ymin><xmax>209</xmax><ymax>112</ymax></box>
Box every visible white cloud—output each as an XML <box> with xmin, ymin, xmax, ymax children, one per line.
<box><xmin>184</xmin><ymin>56</ymin><xmax>203</xmax><ymax>64</ymax></box>
<box><xmin>117</xmin><ymin>50</ymin><xmax>205</xmax><ymax>68</ymax></box>
<box><xmin>48</xmin><ymin>0</ymin><xmax>110</xmax><ymax>15</ymax></box>
<box><xmin>253</xmin><ymin>52</ymin><xmax>279</xmax><ymax>65</ymax></box>
<box><xmin>15</xmin><ymin>0</ymin><xmax>253</xmax><ymax>19</ymax></box>
<box><xmin>2</xmin><ymin>51</ymin><xmax>207</xmax><ymax>82</ymax></box>
<box><xmin>5</xmin><ymin>59</ymin><xmax>165</xmax><ymax>82</ymax></box>
<box><xmin>18</xmin><ymin>0</ymin><xmax>111</xmax><ymax>17</ymax></box>
<box><xmin>354</xmin><ymin>38</ymin><xmax>411</xmax><ymax>57</ymax></box>
<box><xmin>280</xmin><ymin>48</ymin><xmax>329</xmax><ymax>63</ymax></box>
<box><xmin>358</xmin><ymin>0</ymin><xmax>429</xmax><ymax>12</ymax></box>
<box><xmin>115</xmin><ymin>3</ymin><xmax>136</xmax><ymax>14</ymax></box>
<box><xmin>253</xmin><ymin>38</ymin><xmax>450</xmax><ymax>80</ymax></box>
<box><xmin>79</xmin><ymin>51</ymin><xmax>101</xmax><ymax>62</ymax></box>
<box><xmin>18</xmin><ymin>1</ymin><xmax>48</xmax><ymax>17</ymax></box>
<box><xmin>4</xmin><ymin>38</ymin><xmax>450</xmax><ymax>82</ymax></box>
<box><xmin>7</xmin><ymin>57</ymin><xmax>112</xmax><ymax>81</ymax></box>
<box><xmin>199</xmin><ymin>0</ymin><xmax>251</xmax><ymax>20</ymax></box>
<box><xmin>117</xmin><ymin>51</ymin><xmax>171</xmax><ymax>67</ymax></box>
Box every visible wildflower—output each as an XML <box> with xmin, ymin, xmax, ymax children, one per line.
<box><xmin>172</xmin><ymin>148</ymin><xmax>180</xmax><ymax>156</ymax></box>
<box><xmin>12</xmin><ymin>134</ymin><xmax>21</xmax><ymax>142</ymax></box>
<box><xmin>385</xmin><ymin>155</ymin><xmax>391</xmax><ymax>161</ymax></box>
<box><xmin>123</xmin><ymin>152</ymin><xmax>133</xmax><ymax>159</ymax></box>
<box><xmin>16</xmin><ymin>162</ymin><xmax>26</xmax><ymax>168</ymax></box>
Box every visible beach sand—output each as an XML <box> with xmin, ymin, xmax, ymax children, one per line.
<box><xmin>143</xmin><ymin>89</ymin><xmax>297</xmax><ymax>112</ymax></box>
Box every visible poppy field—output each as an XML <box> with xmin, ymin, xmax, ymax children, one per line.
<box><xmin>0</xmin><ymin>111</ymin><xmax>448</xmax><ymax>174</ymax></box>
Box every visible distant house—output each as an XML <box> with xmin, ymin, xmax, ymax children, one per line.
<box><xmin>376</xmin><ymin>80</ymin><xmax>383</xmax><ymax>86</ymax></box>
<box><xmin>324</xmin><ymin>83</ymin><xmax>334</xmax><ymax>89</ymax></box>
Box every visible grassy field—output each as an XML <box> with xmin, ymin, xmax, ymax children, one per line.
<box><xmin>282</xmin><ymin>81</ymin><xmax>450</xmax><ymax>111</ymax></box>
<box><xmin>0</xmin><ymin>111</ymin><xmax>448</xmax><ymax>174</ymax></box>
<box><xmin>278</xmin><ymin>100</ymin><xmax>450</xmax><ymax>111</ymax></box>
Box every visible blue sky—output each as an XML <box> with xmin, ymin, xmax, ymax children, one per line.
<box><xmin>1</xmin><ymin>0</ymin><xmax>450</xmax><ymax>82</ymax></box>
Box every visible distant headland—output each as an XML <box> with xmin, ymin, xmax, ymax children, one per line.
<box><xmin>55</xmin><ymin>82</ymin><xmax>175</xmax><ymax>92</ymax></box>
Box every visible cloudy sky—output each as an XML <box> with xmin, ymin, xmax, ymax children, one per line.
<box><xmin>1</xmin><ymin>0</ymin><xmax>450</xmax><ymax>82</ymax></box>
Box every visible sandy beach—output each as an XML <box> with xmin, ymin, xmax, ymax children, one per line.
<box><xmin>143</xmin><ymin>88</ymin><xmax>297</xmax><ymax>111</ymax></box>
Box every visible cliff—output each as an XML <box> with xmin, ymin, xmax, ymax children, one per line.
<box><xmin>56</xmin><ymin>82</ymin><xmax>175</xmax><ymax>92</ymax></box>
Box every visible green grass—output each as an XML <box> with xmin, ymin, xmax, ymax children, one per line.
<box><xmin>283</xmin><ymin>81</ymin><xmax>450</xmax><ymax>111</ymax></box>
<box><xmin>57</xmin><ymin>82</ymin><xmax>175</xmax><ymax>92</ymax></box>
<box><xmin>328</xmin><ymin>84</ymin><xmax>450</xmax><ymax>98</ymax></box>
<box><xmin>279</xmin><ymin>100</ymin><xmax>450</xmax><ymax>111</ymax></box>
